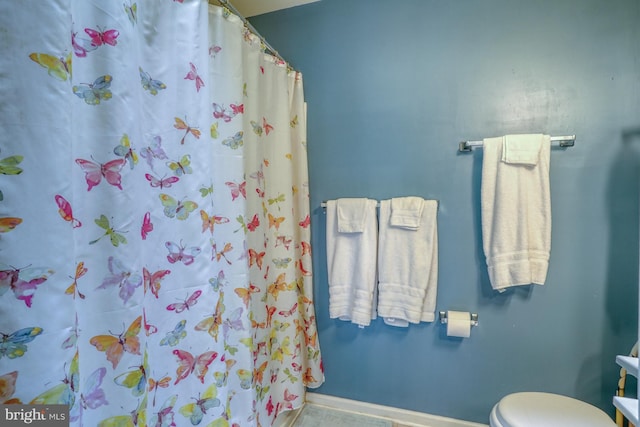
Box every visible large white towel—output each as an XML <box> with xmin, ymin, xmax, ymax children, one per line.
<box><xmin>326</xmin><ymin>198</ymin><xmax>378</xmax><ymax>327</ymax></box>
<box><xmin>481</xmin><ymin>134</ymin><xmax>551</xmax><ymax>291</ymax></box>
<box><xmin>377</xmin><ymin>198</ymin><xmax>438</xmax><ymax>327</ymax></box>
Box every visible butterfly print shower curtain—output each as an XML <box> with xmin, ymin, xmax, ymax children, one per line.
<box><xmin>0</xmin><ymin>1</ymin><xmax>323</xmax><ymax>425</ymax></box>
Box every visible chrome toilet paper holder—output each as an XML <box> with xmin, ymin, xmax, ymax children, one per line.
<box><xmin>439</xmin><ymin>311</ymin><xmax>479</xmax><ymax>326</ymax></box>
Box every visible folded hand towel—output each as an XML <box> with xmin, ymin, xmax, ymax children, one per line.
<box><xmin>377</xmin><ymin>198</ymin><xmax>438</xmax><ymax>327</ymax></box>
<box><xmin>336</xmin><ymin>198</ymin><xmax>370</xmax><ymax>233</ymax></box>
<box><xmin>326</xmin><ymin>199</ymin><xmax>378</xmax><ymax>327</ymax></box>
<box><xmin>482</xmin><ymin>135</ymin><xmax>551</xmax><ymax>291</ymax></box>
<box><xmin>502</xmin><ymin>134</ymin><xmax>544</xmax><ymax>165</ymax></box>
<box><xmin>390</xmin><ymin>196</ymin><xmax>425</xmax><ymax>230</ymax></box>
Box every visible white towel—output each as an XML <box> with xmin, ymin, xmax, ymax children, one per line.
<box><xmin>502</xmin><ymin>134</ymin><xmax>544</xmax><ymax>165</ymax></box>
<box><xmin>336</xmin><ymin>198</ymin><xmax>369</xmax><ymax>233</ymax></box>
<box><xmin>377</xmin><ymin>198</ymin><xmax>438</xmax><ymax>327</ymax></box>
<box><xmin>390</xmin><ymin>196</ymin><xmax>425</xmax><ymax>230</ymax></box>
<box><xmin>481</xmin><ymin>135</ymin><xmax>551</xmax><ymax>292</ymax></box>
<box><xmin>326</xmin><ymin>198</ymin><xmax>378</xmax><ymax>327</ymax></box>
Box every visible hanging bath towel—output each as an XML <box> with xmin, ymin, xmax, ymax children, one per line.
<box><xmin>377</xmin><ymin>197</ymin><xmax>439</xmax><ymax>327</ymax></box>
<box><xmin>481</xmin><ymin>134</ymin><xmax>552</xmax><ymax>291</ymax></box>
<box><xmin>326</xmin><ymin>198</ymin><xmax>378</xmax><ymax>327</ymax></box>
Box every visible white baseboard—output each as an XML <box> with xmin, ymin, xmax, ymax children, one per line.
<box><xmin>297</xmin><ymin>392</ymin><xmax>489</xmax><ymax>427</ymax></box>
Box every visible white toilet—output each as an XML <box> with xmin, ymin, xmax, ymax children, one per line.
<box><xmin>490</xmin><ymin>392</ymin><xmax>617</xmax><ymax>427</ymax></box>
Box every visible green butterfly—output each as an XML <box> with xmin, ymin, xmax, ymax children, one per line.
<box><xmin>268</xmin><ymin>193</ymin><xmax>285</xmax><ymax>207</ymax></box>
<box><xmin>166</xmin><ymin>154</ymin><xmax>192</xmax><ymax>176</ymax></box>
<box><xmin>31</xmin><ymin>351</ymin><xmax>78</xmax><ymax>405</ymax></box>
<box><xmin>90</xmin><ymin>215</ymin><xmax>127</xmax><ymax>246</ymax></box>
<box><xmin>114</xmin><ymin>348</ymin><xmax>148</xmax><ymax>397</ymax></box>
<box><xmin>283</xmin><ymin>367</ymin><xmax>299</xmax><ymax>384</ymax></box>
<box><xmin>0</xmin><ymin>155</ymin><xmax>23</xmax><ymax>175</ymax></box>
<box><xmin>159</xmin><ymin>194</ymin><xmax>198</xmax><ymax>220</ymax></box>
<box><xmin>199</xmin><ymin>184</ymin><xmax>213</xmax><ymax>198</ymax></box>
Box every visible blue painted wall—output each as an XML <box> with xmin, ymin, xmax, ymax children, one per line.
<box><xmin>250</xmin><ymin>0</ymin><xmax>640</xmax><ymax>423</ymax></box>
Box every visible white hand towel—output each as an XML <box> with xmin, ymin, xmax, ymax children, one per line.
<box><xmin>502</xmin><ymin>134</ymin><xmax>544</xmax><ymax>165</ymax></box>
<box><xmin>336</xmin><ymin>198</ymin><xmax>370</xmax><ymax>233</ymax></box>
<box><xmin>326</xmin><ymin>199</ymin><xmax>378</xmax><ymax>327</ymax></box>
<box><xmin>377</xmin><ymin>198</ymin><xmax>438</xmax><ymax>327</ymax></box>
<box><xmin>481</xmin><ymin>135</ymin><xmax>551</xmax><ymax>291</ymax></box>
<box><xmin>390</xmin><ymin>196</ymin><xmax>425</xmax><ymax>230</ymax></box>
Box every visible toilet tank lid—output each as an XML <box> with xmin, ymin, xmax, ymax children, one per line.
<box><xmin>493</xmin><ymin>392</ymin><xmax>616</xmax><ymax>427</ymax></box>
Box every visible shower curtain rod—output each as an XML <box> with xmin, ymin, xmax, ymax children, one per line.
<box><xmin>459</xmin><ymin>134</ymin><xmax>576</xmax><ymax>152</ymax></box>
<box><xmin>210</xmin><ymin>0</ymin><xmax>290</xmax><ymax>68</ymax></box>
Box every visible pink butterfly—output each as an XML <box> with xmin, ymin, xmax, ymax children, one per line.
<box><xmin>75</xmin><ymin>158</ymin><xmax>126</xmax><ymax>191</ymax></box>
<box><xmin>165</xmin><ymin>241</ymin><xmax>201</xmax><ymax>265</ymax></box>
<box><xmin>166</xmin><ymin>290</ymin><xmax>202</xmax><ymax>313</ymax></box>
<box><xmin>281</xmin><ymin>389</ymin><xmax>298</xmax><ymax>411</ymax></box>
<box><xmin>298</xmin><ymin>258</ymin><xmax>311</xmax><ymax>276</ymax></box>
<box><xmin>96</xmin><ymin>256</ymin><xmax>142</xmax><ymax>304</ymax></box>
<box><xmin>0</xmin><ymin>265</ymin><xmax>54</xmax><ymax>307</ymax></box>
<box><xmin>85</xmin><ymin>27</ymin><xmax>119</xmax><ymax>47</ymax></box>
<box><xmin>184</xmin><ymin>62</ymin><xmax>204</xmax><ymax>92</ymax></box>
<box><xmin>279</xmin><ymin>303</ymin><xmax>298</xmax><ymax>317</ymax></box>
<box><xmin>55</xmin><ymin>194</ymin><xmax>82</xmax><ymax>228</ymax></box>
<box><xmin>230</xmin><ymin>103</ymin><xmax>244</xmax><ymax>115</ymax></box>
<box><xmin>275</xmin><ymin>235</ymin><xmax>292</xmax><ymax>250</ymax></box>
<box><xmin>300</xmin><ymin>241</ymin><xmax>311</xmax><ymax>256</ymax></box>
<box><xmin>172</xmin><ymin>349</ymin><xmax>217</xmax><ymax>384</ymax></box>
<box><xmin>145</xmin><ymin>173</ymin><xmax>179</xmax><ymax>189</ymax></box>
<box><xmin>298</xmin><ymin>214</ymin><xmax>310</xmax><ymax>228</ymax></box>
<box><xmin>143</xmin><ymin>307</ymin><xmax>158</xmax><ymax>336</ymax></box>
<box><xmin>212</xmin><ymin>103</ymin><xmax>234</xmax><ymax>122</ymax></box>
<box><xmin>247</xmin><ymin>214</ymin><xmax>260</xmax><ymax>232</ymax></box>
<box><xmin>263</xmin><ymin>117</ymin><xmax>274</xmax><ymax>135</ymax></box>
<box><xmin>72</xmin><ymin>30</ymin><xmax>97</xmax><ymax>57</ymax></box>
<box><xmin>225</xmin><ymin>180</ymin><xmax>246</xmax><ymax>201</ymax></box>
<box><xmin>142</xmin><ymin>267</ymin><xmax>170</xmax><ymax>298</ymax></box>
<box><xmin>141</xmin><ymin>212</ymin><xmax>153</xmax><ymax>240</ymax></box>
<box><xmin>209</xmin><ymin>45</ymin><xmax>221</xmax><ymax>56</ymax></box>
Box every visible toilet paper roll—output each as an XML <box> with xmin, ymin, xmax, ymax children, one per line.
<box><xmin>446</xmin><ymin>311</ymin><xmax>471</xmax><ymax>338</ymax></box>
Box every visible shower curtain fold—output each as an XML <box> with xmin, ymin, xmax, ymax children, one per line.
<box><xmin>0</xmin><ymin>1</ymin><xmax>323</xmax><ymax>425</ymax></box>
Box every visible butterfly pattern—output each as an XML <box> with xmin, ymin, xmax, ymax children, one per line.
<box><xmin>29</xmin><ymin>52</ymin><xmax>72</xmax><ymax>81</ymax></box>
<box><xmin>0</xmin><ymin>265</ymin><xmax>54</xmax><ymax>307</ymax></box>
<box><xmin>75</xmin><ymin>157</ymin><xmax>126</xmax><ymax>191</ymax></box>
<box><xmin>140</xmin><ymin>211</ymin><xmax>153</xmax><ymax>240</ymax></box>
<box><xmin>89</xmin><ymin>316</ymin><xmax>142</xmax><ymax>369</ymax></box>
<box><xmin>8</xmin><ymin>3</ymin><xmax>322</xmax><ymax>427</ymax></box>
<box><xmin>55</xmin><ymin>195</ymin><xmax>82</xmax><ymax>228</ymax></box>
<box><xmin>113</xmin><ymin>134</ymin><xmax>138</xmax><ymax>169</ymax></box>
<box><xmin>72</xmin><ymin>75</ymin><xmax>113</xmax><ymax>105</ymax></box>
<box><xmin>139</xmin><ymin>67</ymin><xmax>166</xmax><ymax>95</ymax></box>
<box><xmin>165</xmin><ymin>241</ymin><xmax>201</xmax><ymax>265</ymax></box>
<box><xmin>173</xmin><ymin>117</ymin><xmax>201</xmax><ymax>145</ymax></box>
<box><xmin>96</xmin><ymin>256</ymin><xmax>142</xmax><ymax>304</ymax></box>
<box><xmin>184</xmin><ymin>62</ymin><xmax>204</xmax><ymax>92</ymax></box>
